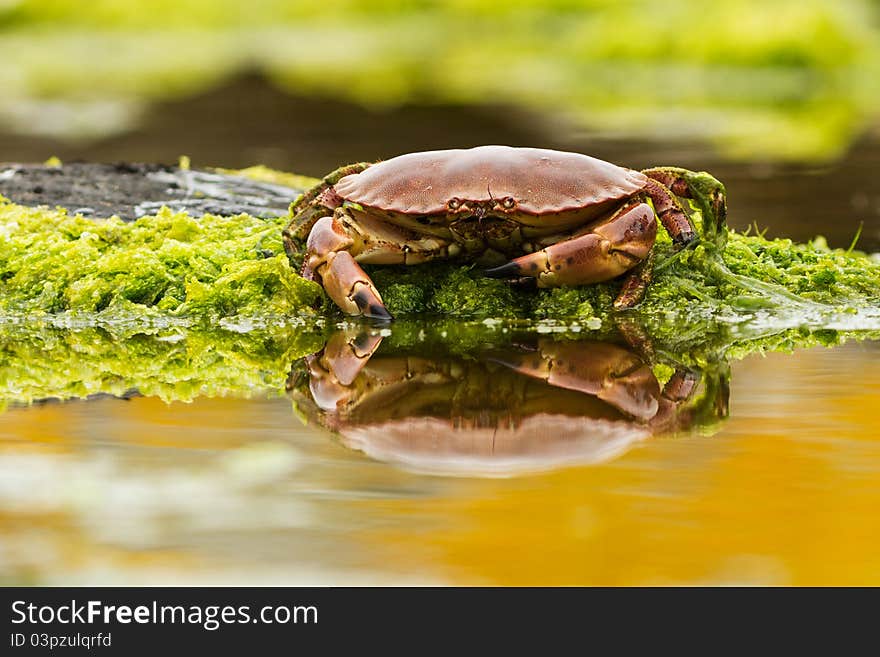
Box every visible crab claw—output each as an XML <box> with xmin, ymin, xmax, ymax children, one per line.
<box><xmin>322</xmin><ymin>330</ymin><xmax>385</xmax><ymax>386</ymax></box>
<box><xmin>316</xmin><ymin>252</ymin><xmax>392</xmax><ymax>320</ymax></box>
<box><xmin>485</xmin><ymin>202</ymin><xmax>656</xmax><ymax>287</ymax></box>
<box><xmin>483</xmin><ymin>261</ymin><xmax>521</xmax><ymax>279</ymax></box>
<box><xmin>352</xmin><ymin>284</ymin><xmax>393</xmax><ymax>320</ymax></box>
<box><xmin>305</xmin><ymin>330</ymin><xmax>385</xmax><ymax>411</ymax></box>
<box><xmin>303</xmin><ymin>215</ymin><xmax>394</xmax><ymax>320</ymax></box>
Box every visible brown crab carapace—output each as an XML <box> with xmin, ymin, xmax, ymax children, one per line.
<box><xmin>283</xmin><ymin>146</ymin><xmax>727</xmax><ymax>319</ymax></box>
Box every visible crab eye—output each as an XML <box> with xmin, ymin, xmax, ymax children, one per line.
<box><xmin>502</xmin><ymin>197</ymin><xmax>516</xmax><ymax>209</ymax></box>
<box><xmin>447</xmin><ymin>198</ymin><xmax>461</xmax><ymax>211</ymax></box>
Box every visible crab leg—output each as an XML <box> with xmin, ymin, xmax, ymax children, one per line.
<box><xmin>340</xmin><ymin>210</ymin><xmax>459</xmax><ymax>266</ymax></box>
<box><xmin>641</xmin><ymin>178</ymin><xmax>697</xmax><ymax>246</ymax></box>
<box><xmin>485</xmin><ymin>201</ymin><xmax>656</xmax><ymax>288</ymax></box>
<box><xmin>315</xmin><ymin>329</ymin><xmax>385</xmax><ymax>386</ymax></box>
<box><xmin>296</xmin><ymin>328</ymin><xmax>457</xmax><ymax>416</ymax></box>
<box><xmin>648</xmin><ymin>368</ymin><xmax>708</xmax><ymax>433</ymax></box>
<box><xmin>613</xmin><ymin>250</ymin><xmax>655</xmax><ymax>310</ymax></box>
<box><xmin>282</xmin><ymin>162</ymin><xmax>372</xmax><ymax>266</ymax></box>
<box><xmin>642</xmin><ymin>167</ymin><xmax>728</xmax><ymax>245</ymax></box>
<box><xmin>287</xmin><ymin>162</ymin><xmax>372</xmax><ymax>237</ymax></box>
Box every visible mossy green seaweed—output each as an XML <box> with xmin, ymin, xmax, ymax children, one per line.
<box><xmin>0</xmin><ymin>199</ymin><xmax>322</xmax><ymax>320</ymax></box>
<box><xmin>1</xmin><ymin>174</ymin><xmax>878</xmax><ymax>334</ymax></box>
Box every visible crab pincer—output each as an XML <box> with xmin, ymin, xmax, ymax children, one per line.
<box><xmin>484</xmin><ymin>200</ymin><xmax>657</xmax><ymax>288</ymax></box>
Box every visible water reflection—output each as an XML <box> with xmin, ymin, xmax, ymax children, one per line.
<box><xmin>2</xmin><ymin>324</ymin><xmax>878</xmax><ymax>585</ymax></box>
<box><xmin>288</xmin><ymin>328</ymin><xmax>730</xmax><ymax>476</ymax></box>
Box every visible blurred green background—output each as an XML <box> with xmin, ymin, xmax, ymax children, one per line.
<box><xmin>1</xmin><ymin>0</ymin><xmax>879</xmax><ymax>247</ymax></box>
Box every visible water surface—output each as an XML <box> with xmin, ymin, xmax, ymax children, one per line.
<box><xmin>1</xmin><ymin>330</ymin><xmax>877</xmax><ymax>586</ymax></box>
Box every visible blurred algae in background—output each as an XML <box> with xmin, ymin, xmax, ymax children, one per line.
<box><xmin>1</xmin><ymin>0</ymin><xmax>878</xmax><ymax>161</ymax></box>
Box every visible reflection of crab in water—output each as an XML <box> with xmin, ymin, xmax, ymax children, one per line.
<box><xmin>283</xmin><ymin>146</ymin><xmax>727</xmax><ymax>319</ymax></box>
<box><xmin>287</xmin><ymin>328</ymin><xmax>729</xmax><ymax>476</ymax></box>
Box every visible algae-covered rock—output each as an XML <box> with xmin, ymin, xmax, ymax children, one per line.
<box><xmin>1</xmin><ymin>163</ymin><xmax>878</xmax><ymax>335</ymax></box>
<box><xmin>0</xmin><ymin>198</ymin><xmax>322</xmax><ymax>319</ymax></box>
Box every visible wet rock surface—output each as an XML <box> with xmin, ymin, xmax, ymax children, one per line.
<box><xmin>0</xmin><ymin>162</ymin><xmax>300</xmax><ymax>221</ymax></box>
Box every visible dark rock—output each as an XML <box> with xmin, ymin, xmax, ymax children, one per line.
<box><xmin>0</xmin><ymin>162</ymin><xmax>302</xmax><ymax>221</ymax></box>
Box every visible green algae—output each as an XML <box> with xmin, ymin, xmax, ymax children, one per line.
<box><xmin>212</xmin><ymin>165</ymin><xmax>319</xmax><ymax>193</ymax></box>
<box><xmin>0</xmin><ymin>200</ymin><xmax>322</xmax><ymax>320</ymax></box>
<box><xmin>0</xmin><ymin>323</ymin><xmax>326</xmax><ymax>406</ymax></box>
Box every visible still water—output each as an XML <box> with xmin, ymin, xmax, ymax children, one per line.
<box><xmin>1</xmin><ymin>329</ymin><xmax>878</xmax><ymax>586</ymax></box>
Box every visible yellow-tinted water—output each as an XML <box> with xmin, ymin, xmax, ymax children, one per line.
<box><xmin>2</xmin><ymin>340</ymin><xmax>878</xmax><ymax>585</ymax></box>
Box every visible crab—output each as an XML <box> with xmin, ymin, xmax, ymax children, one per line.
<box><xmin>287</xmin><ymin>328</ymin><xmax>730</xmax><ymax>475</ymax></box>
<box><xmin>283</xmin><ymin>146</ymin><xmax>727</xmax><ymax>319</ymax></box>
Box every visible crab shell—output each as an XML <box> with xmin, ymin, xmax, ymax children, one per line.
<box><xmin>290</xmin><ymin>145</ymin><xmax>714</xmax><ymax>318</ymax></box>
<box><xmin>332</xmin><ymin>145</ymin><xmax>649</xmax><ymax>228</ymax></box>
